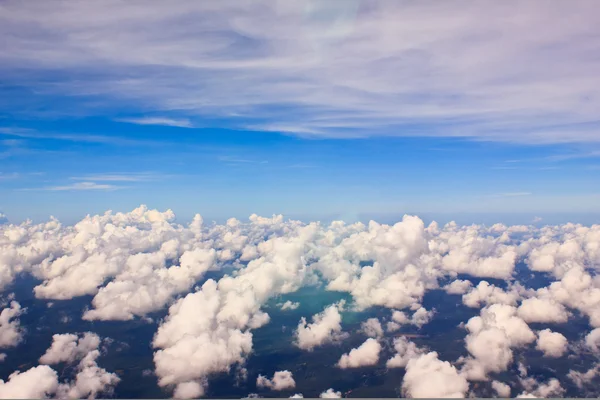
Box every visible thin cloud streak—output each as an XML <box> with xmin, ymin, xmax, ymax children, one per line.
<box><xmin>115</xmin><ymin>117</ymin><xmax>193</xmax><ymax>128</ymax></box>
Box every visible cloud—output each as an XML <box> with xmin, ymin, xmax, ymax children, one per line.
<box><xmin>491</xmin><ymin>381</ymin><xmax>511</xmax><ymax>398</ymax></box>
<box><xmin>461</xmin><ymin>304</ymin><xmax>536</xmax><ymax>380</ymax></box>
<box><xmin>39</xmin><ymin>332</ymin><xmax>101</xmax><ymax>365</ymax></box>
<box><xmin>535</xmin><ymin>329</ymin><xmax>568</xmax><ymax>358</ymax></box>
<box><xmin>360</xmin><ymin>318</ymin><xmax>383</xmax><ymax>339</ymax></box>
<box><xmin>32</xmin><ymin>181</ymin><xmax>122</xmax><ymax>191</ymax></box>
<box><xmin>69</xmin><ymin>173</ymin><xmax>162</xmax><ymax>182</ymax></box>
<box><xmin>0</xmin><ymin>301</ymin><xmax>24</xmax><ymax>349</ymax></box>
<box><xmin>337</xmin><ymin>338</ymin><xmax>381</xmax><ymax>369</ymax></box>
<box><xmin>319</xmin><ymin>388</ymin><xmax>342</xmax><ymax>398</ymax></box>
<box><xmin>443</xmin><ymin>279</ymin><xmax>473</xmax><ymax>295</ymax></box>
<box><xmin>386</xmin><ymin>337</ymin><xmax>426</xmax><ymax>369</ymax></box>
<box><xmin>2</xmin><ymin>2</ymin><xmax>600</xmax><ymax>144</ymax></box>
<box><xmin>295</xmin><ymin>301</ymin><xmax>348</xmax><ymax>351</ymax></box>
<box><xmin>517</xmin><ymin>297</ymin><xmax>569</xmax><ymax>324</ymax></box>
<box><xmin>256</xmin><ymin>370</ymin><xmax>296</xmax><ymax>391</ymax></box>
<box><xmin>279</xmin><ymin>300</ymin><xmax>300</xmax><ymax>311</ymax></box>
<box><xmin>402</xmin><ymin>352</ymin><xmax>469</xmax><ymax>398</ymax></box>
<box><xmin>115</xmin><ymin>117</ymin><xmax>193</xmax><ymax>128</ymax></box>
<box><xmin>0</xmin><ymin>365</ymin><xmax>59</xmax><ymax>399</ymax></box>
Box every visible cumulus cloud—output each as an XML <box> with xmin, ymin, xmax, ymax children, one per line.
<box><xmin>337</xmin><ymin>338</ymin><xmax>381</xmax><ymax>369</ymax></box>
<box><xmin>319</xmin><ymin>388</ymin><xmax>342</xmax><ymax>398</ymax></box>
<box><xmin>402</xmin><ymin>352</ymin><xmax>469</xmax><ymax>398</ymax></box>
<box><xmin>461</xmin><ymin>304</ymin><xmax>535</xmax><ymax>380</ymax></box>
<box><xmin>535</xmin><ymin>329</ymin><xmax>568</xmax><ymax>358</ymax></box>
<box><xmin>585</xmin><ymin>328</ymin><xmax>600</xmax><ymax>354</ymax></box>
<box><xmin>518</xmin><ymin>377</ymin><xmax>565</xmax><ymax>398</ymax></box>
<box><xmin>361</xmin><ymin>318</ymin><xmax>383</xmax><ymax>339</ymax></box>
<box><xmin>256</xmin><ymin>370</ymin><xmax>296</xmax><ymax>391</ymax></box>
<box><xmin>295</xmin><ymin>301</ymin><xmax>347</xmax><ymax>351</ymax></box>
<box><xmin>517</xmin><ymin>297</ymin><xmax>569</xmax><ymax>324</ymax></box>
<box><xmin>0</xmin><ymin>301</ymin><xmax>24</xmax><ymax>349</ymax></box>
<box><xmin>462</xmin><ymin>281</ymin><xmax>520</xmax><ymax>309</ymax></box>
<box><xmin>39</xmin><ymin>332</ymin><xmax>120</xmax><ymax>399</ymax></box>
<box><xmin>444</xmin><ymin>279</ymin><xmax>473</xmax><ymax>295</ymax></box>
<box><xmin>386</xmin><ymin>337</ymin><xmax>426</xmax><ymax>368</ymax></box>
<box><xmin>0</xmin><ymin>365</ymin><xmax>59</xmax><ymax>399</ymax></box>
<box><xmin>279</xmin><ymin>301</ymin><xmax>300</xmax><ymax>311</ymax></box>
<box><xmin>39</xmin><ymin>332</ymin><xmax>101</xmax><ymax>365</ymax></box>
<box><xmin>491</xmin><ymin>380</ymin><xmax>511</xmax><ymax>398</ymax></box>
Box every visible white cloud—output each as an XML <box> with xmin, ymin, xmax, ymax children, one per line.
<box><xmin>462</xmin><ymin>281</ymin><xmax>520</xmax><ymax>309</ymax></box>
<box><xmin>319</xmin><ymin>388</ymin><xmax>342</xmax><ymax>398</ymax></box>
<box><xmin>173</xmin><ymin>381</ymin><xmax>205</xmax><ymax>399</ymax></box>
<box><xmin>39</xmin><ymin>332</ymin><xmax>101</xmax><ymax>365</ymax></box>
<box><xmin>568</xmin><ymin>364</ymin><xmax>600</xmax><ymax>389</ymax></box>
<box><xmin>444</xmin><ymin>279</ymin><xmax>473</xmax><ymax>295</ymax></box>
<box><xmin>535</xmin><ymin>329</ymin><xmax>567</xmax><ymax>358</ymax></box>
<box><xmin>402</xmin><ymin>351</ymin><xmax>469</xmax><ymax>398</ymax></box>
<box><xmin>40</xmin><ymin>181</ymin><xmax>122</xmax><ymax>191</ymax></box>
<box><xmin>491</xmin><ymin>380</ymin><xmax>511</xmax><ymax>398</ymax></box>
<box><xmin>337</xmin><ymin>338</ymin><xmax>381</xmax><ymax>369</ymax></box>
<box><xmin>518</xmin><ymin>377</ymin><xmax>564</xmax><ymax>398</ymax></box>
<box><xmin>517</xmin><ymin>297</ymin><xmax>569</xmax><ymax>324</ymax></box>
<box><xmin>256</xmin><ymin>370</ymin><xmax>296</xmax><ymax>391</ymax></box>
<box><xmin>0</xmin><ymin>301</ymin><xmax>24</xmax><ymax>349</ymax></box>
<box><xmin>584</xmin><ymin>328</ymin><xmax>600</xmax><ymax>354</ymax></box>
<box><xmin>0</xmin><ymin>365</ymin><xmax>59</xmax><ymax>399</ymax></box>
<box><xmin>2</xmin><ymin>2</ymin><xmax>600</xmax><ymax>145</ymax></box>
<box><xmin>386</xmin><ymin>337</ymin><xmax>426</xmax><ymax>369</ymax></box>
<box><xmin>115</xmin><ymin>117</ymin><xmax>193</xmax><ymax>128</ymax></box>
<box><xmin>279</xmin><ymin>300</ymin><xmax>300</xmax><ymax>311</ymax></box>
<box><xmin>295</xmin><ymin>301</ymin><xmax>347</xmax><ymax>351</ymax></box>
<box><xmin>461</xmin><ymin>304</ymin><xmax>535</xmax><ymax>380</ymax></box>
<box><xmin>360</xmin><ymin>318</ymin><xmax>383</xmax><ymax>339</ymax></box>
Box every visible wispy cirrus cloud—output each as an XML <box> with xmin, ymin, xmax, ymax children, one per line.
<box><xmin>69</xmin><ymin>172</ymin><xmax>164</xmax><ymax>182</ymax></box>
<box><xmin>489</xmin><ymin>192</ymin><xmax>533</xmax><ymax>198</ymax></box>
<box><xmin>1</xmin><ymin>1</ymin><xmax>600</xmax><ymax>145</ymax></box>
<box><xmin>115</xmin><ymin>117</ymin><xmax>193</xmax><ymax>128</ymax></box>
<box><xmin>22</xmin><ymin>182</ymin><xmax>123</xmax><ymax>192</ymax></box>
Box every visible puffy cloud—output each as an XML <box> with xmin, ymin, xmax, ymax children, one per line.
<box><xmin>444</xmin><ymin>279</ymin><xmax>473</xmax><ymax>295</ymax></box>
<box><xmin>410</xmin><ymin>307</ymin><xmax>434</xmax><ymax>328</ymax></box>
<box><xmin>491</xmin><ymin>380</ymin><xmax>511</xmax><ymax>398</ymax></box>
<box><xmin>173</xmin><ymin>381</ymin><xmax>205</xmax><ymax>399</ymax></box>
<box><xmin>280</xmin><ymin>301</ymin><xmax>300</xmax><ymax>311</ymax></box>
<box><xmin>585</xmin><ymin>328</ymin><xmax>600</xmax><ymax>354</ymax></box>
<box><xmin>39</xmin><ymin>332</ymin><xmax>101</xmax><ymax>365</ymax></box>
<box><xmin>517</xmin><ymin>297</ymin><xmax>569</xmax><ymax>324</ymax></box>
<box><xmin>461</xmin><ymin>304</ymin><xmax>535</xmax><ymax>380</ymax></box>
<box><xmin>319</xmin><ymin>388</ymin><xmax>342</xmax><ymax>398</ymax></box>
<box><xmin>39</xmin><ymin>332</ymin><xmax>120</xmax><ymax>399</ymax></box>
<box><xmin>518</xmin><ymin>378</ymin><xmax>564</xmax><ymax>398</ymax></box>
<box><xmin>295</xmin><ymin>301</ymin><xmax>347</xmax><ymax>351</ymax></box>
<box><xmin>361</xmin><ymin>318</ymin><xmax>383</xmax><ymax>339</ymax></box>
<box><xmin>402</xmin><ymin>352</ymin><xmax>469</xmax><ymax>398</ymax></box>
<box><xmin>386</xmin><ymin>337</ymin><xmax>426</xmax><ymax>368</ymax></box>
<box><xmin>462</xmin><ymin>281</ymin><xmax>520</xmax><ymax>309</ymax></box>
<box><xmin>153</xmin><ymin>223</ymin><xmax>317</xmax><ymax>395</ymax></box>
<box><xmin>256</xmin><ymin>370</ymin><xmax>296</xmax><ymax>391</ymax></box>
<box><xmin>535</xmin><ymin>329</ymin><xmax>567</xmax><ymax>358</ymax></box>
<box><xmin>568</xmin><ymin>364</ymin><xmax>600</xmax><ymax>389</ymax></box>
<box><xmin>289</xmin><ymin>393</ymin><xmax>304</xmax><ymax>398</ymax></box>
<box><xmin>0</xmin><ymin>365</ymin><xmax>59</xmax><ymax>399</ymax></box>
<box><xmin>0</xmin><ymin>301</ymin><xmax>24</xmax><ymax>349</ymax></box>
<box><xmin>337</xmin><ymin>338</ymin><xmax>381</xmax><ymax>369</ymax></box>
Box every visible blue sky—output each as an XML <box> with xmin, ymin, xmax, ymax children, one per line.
<box><xmin>1</xmin><ymin>0</ymin><xmax>599</xmax><ymax>224</ymax></box>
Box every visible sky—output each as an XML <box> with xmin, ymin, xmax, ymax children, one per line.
<box><xmin>1</xmin><ymin>0</ymin><xmax>600</xmax><ymax>224</ymax></box>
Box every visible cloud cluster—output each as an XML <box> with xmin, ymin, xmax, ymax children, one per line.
<box><xmin>0</xmin><ymin>301</ymin><xmax>24</xmax><ymax>349</ymax></box>
<box><xmin>256</xmin><ymin>370</ymin><xmax>296</xmax><ymax>391</ymax></box>
<box><xmin>0</xmin><ymin>332</ymin><xmax>119</xmax><ymax>399</ymax></box>
<box><xmin>3</xmin><ymin>206</ymin><xmax>600</xmax><ymax>397</ymax></box>
<box><xmin>295</xmin><ymin>301</ymin><xmax>348</xmax><ymax>351</ymax></box>
<box><xmin>402</xmin><ymin>352</ymin><xmax>469</xmax><ymax>398</ymax></box>
<box><xmin>336</xmin><ymin>338</ymin><xmax>381</xmax><ymax>369</ymax></box>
